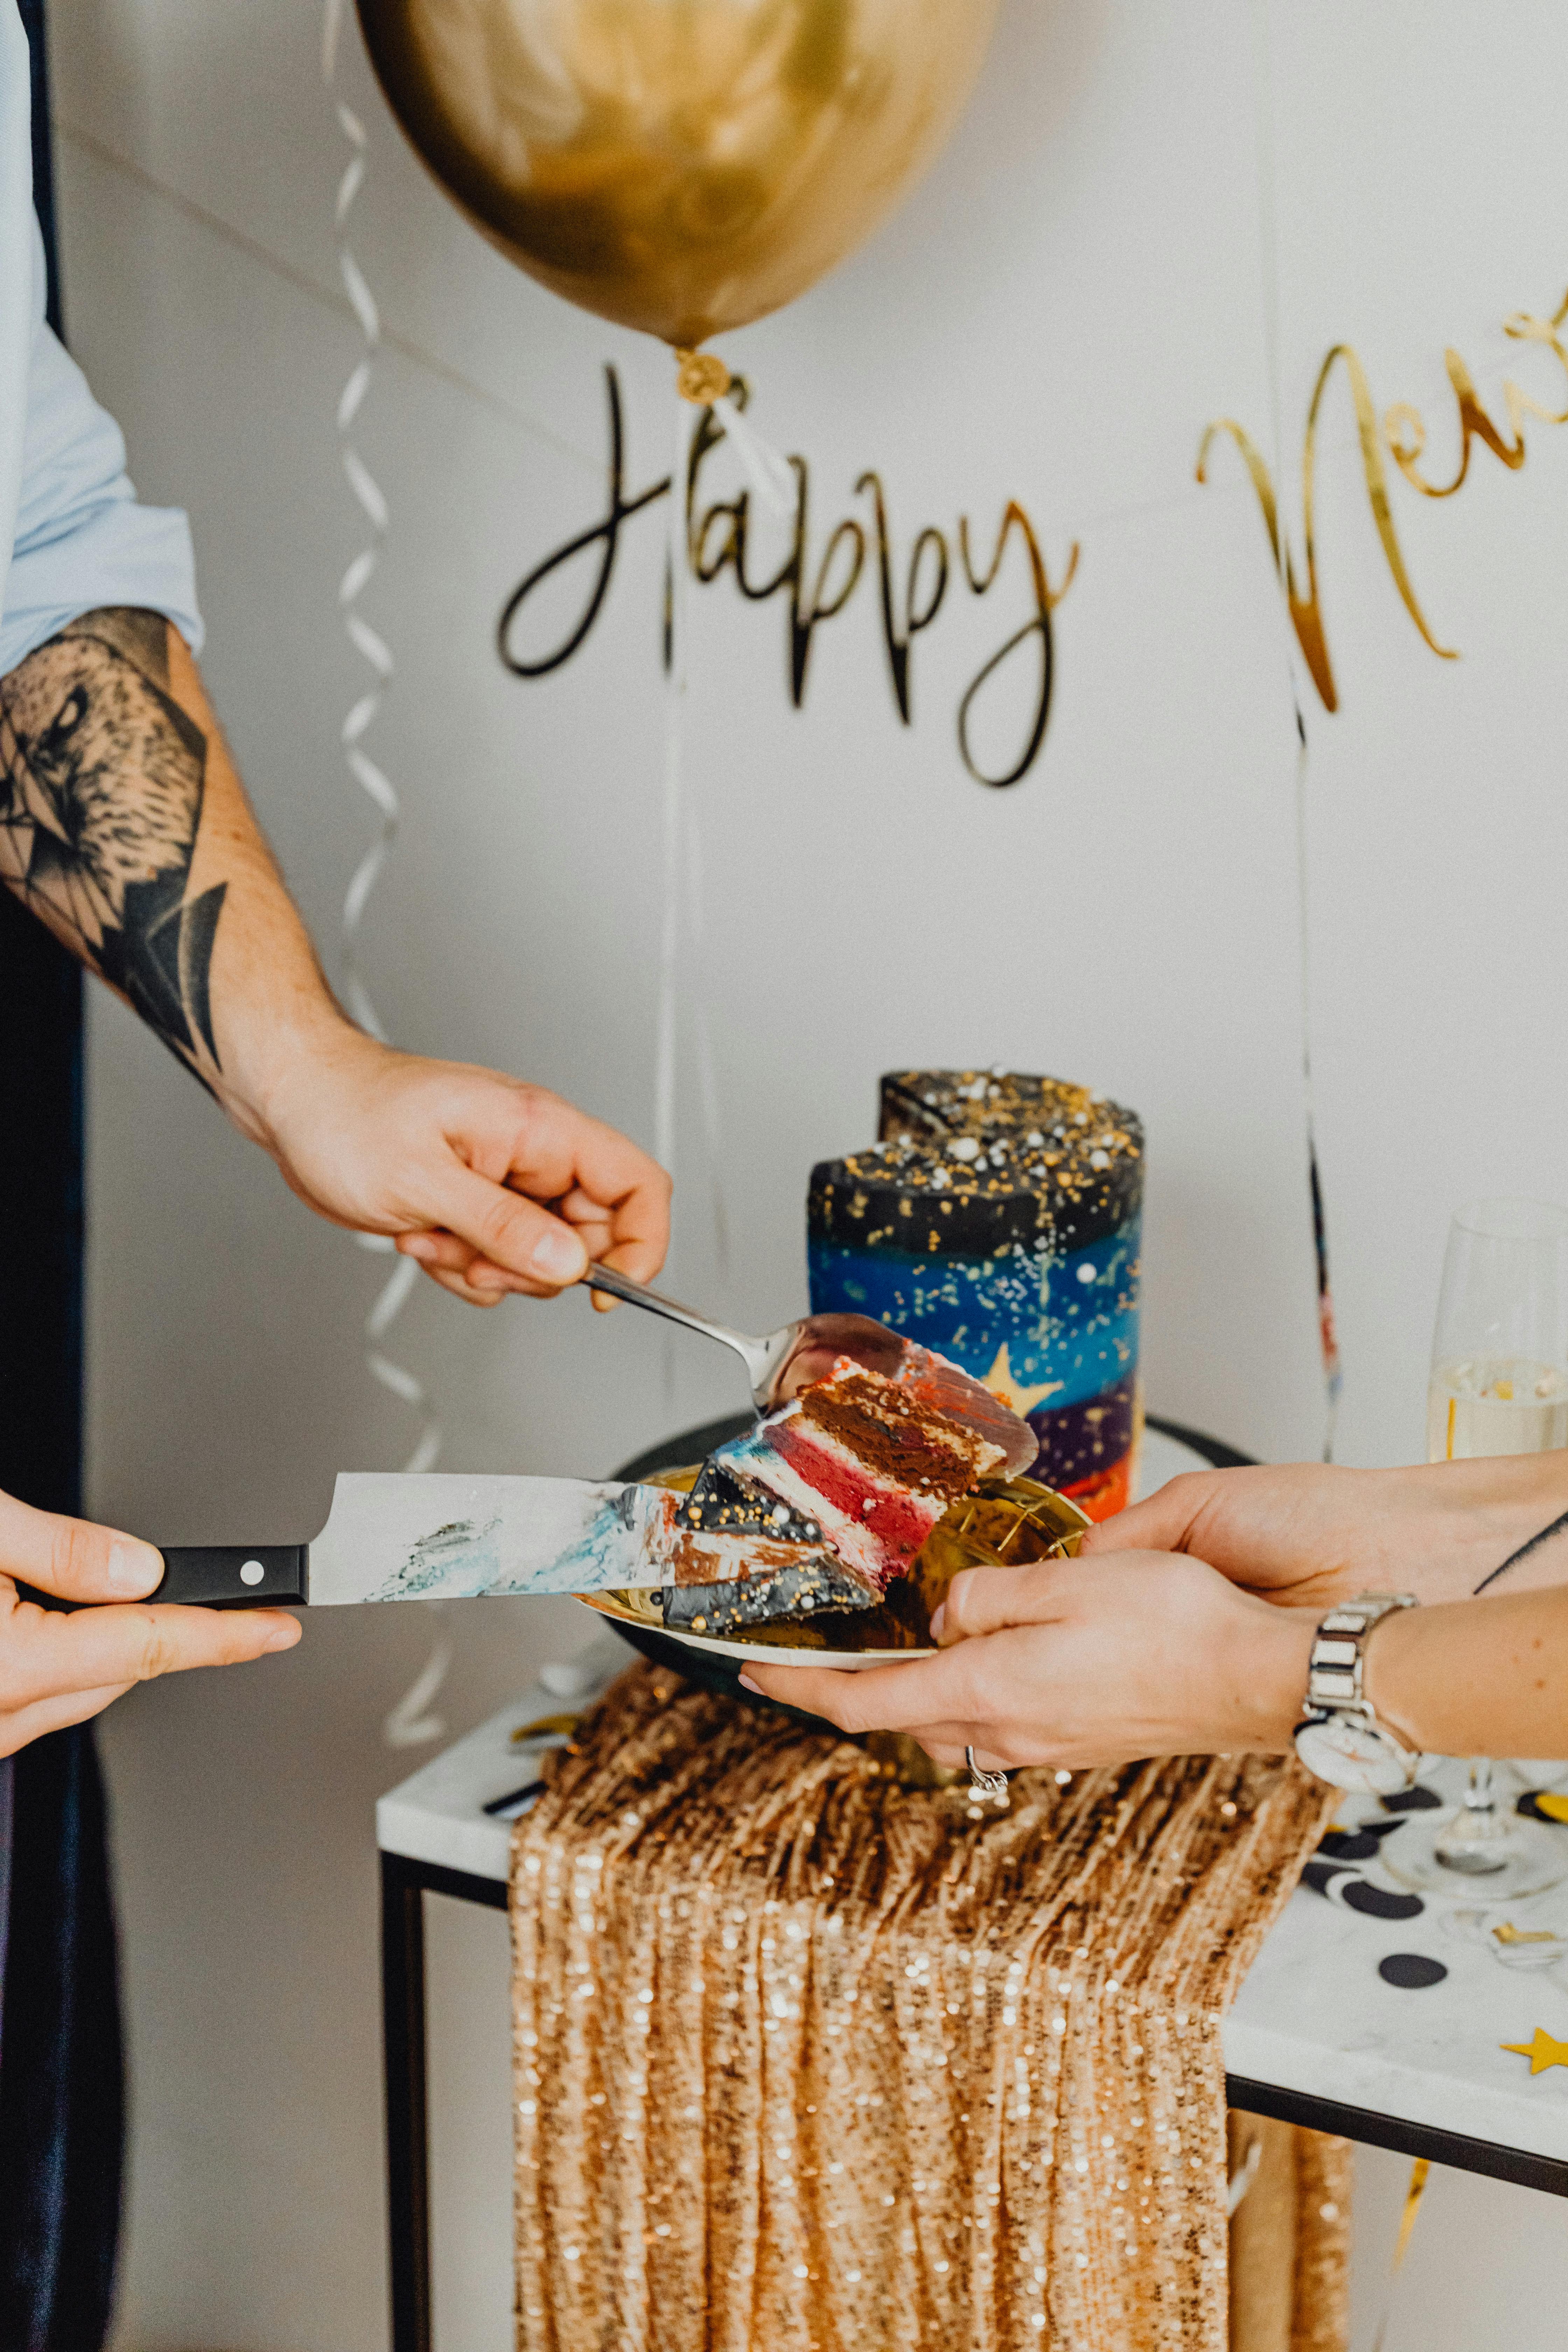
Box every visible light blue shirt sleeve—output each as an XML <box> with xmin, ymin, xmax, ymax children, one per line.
<box><xmin>0</xmin><ymin>218</ymin><xmax>202</xmax><ymax>675</ymax></box>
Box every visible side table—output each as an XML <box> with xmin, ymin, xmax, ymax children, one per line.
<box><xmin>377</xmin><ymin>1418</ymin><xmax>1568</xmax><ymax>2352</ymax></box>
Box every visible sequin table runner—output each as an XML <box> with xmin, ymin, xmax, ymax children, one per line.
<box><xmin>511</xmin><ymin>1666</ymin><xmax>1339</xmax><ymax>2352</ymax></box>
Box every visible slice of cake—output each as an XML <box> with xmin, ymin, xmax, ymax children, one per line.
<box><xmin>657</xmin><ymin>1460</ymin><xmax>876</xmax><ymax>1635</ymax></box>
<box><xmin>661</xmin><ymin>1357</ymin><xmax>1007</xmax><ymax>1636</ymax></box>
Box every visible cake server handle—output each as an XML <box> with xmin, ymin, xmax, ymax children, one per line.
<box><xmin>582</xmin><ymin>1265</ymin><xmax>779</xmax><ymax>1401</ymax></box>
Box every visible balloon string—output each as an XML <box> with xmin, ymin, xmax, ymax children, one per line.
<box><xmin>710</xmin><ymin>391</ymin><xmax>795</xmax><ymax>518</ymax></box>
<box><xmin>655</xmin><ymin>390</ymin><xmax>731</xmax><ymax>1405</ymax></box>
<box><xmin>324</xmin><ymin>0</ymin><xmax>447</xmax><ymax>1743</ymax></box>
<box><xmin>685</xmin><ymin>795</ymin><xmax>729</xmax><ymax>1282</ymax></box>
<box><xmin>674</xmin><ymin>343</ymin><xmax>794</xmax><ymax>519</ymax></box>
<box><xmin>656</xmin><ymin>393</ymin><xmax>685</xmax><ymax>1185</ymax></box>
<box><xmin>652</xmin><ymin>394</ymin><xmax>687</xmax><ymax>1402</ymax></box>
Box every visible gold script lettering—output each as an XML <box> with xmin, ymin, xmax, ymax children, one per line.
<box><xmin>1385</xmin><ymin>291</ymin><xmax>1568</xmax><ymax>496</ymax></box>
<box><xmin>1201</xmin><ymin>282</ymin><xmax>1568</xmax><ymax>712</ymax></box>
<box><xmin>1199</xmin><ymin>345</ymin><xmax>1454</xmax><ymax>714</ymax></box>
<box><xmin>499</xmin><ymin>366</ymin><xmax>1077</xmax><ymax>788</ymax></box>
<box><xmin>956</xmin><ymin>506</ymin><xmax>1079</xmax><ymax>788</ymax></box>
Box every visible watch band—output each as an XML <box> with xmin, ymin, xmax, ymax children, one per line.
<box><xmin>1304</xmin><ymin>1591</ymin><xmax>1416</xmax><ymax>1717</ymax></box>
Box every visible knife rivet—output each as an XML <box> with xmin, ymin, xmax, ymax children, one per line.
<box><xmin>240</xmin><ymin>1561</ymin><xmax>265</xmax><ymax>1587</ymax></box>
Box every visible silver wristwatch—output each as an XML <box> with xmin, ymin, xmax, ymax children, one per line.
<box><xmin>1292</xmin><ymin>1593</ymin><xmax>1421</xmax><ymax>1794</ymax></box>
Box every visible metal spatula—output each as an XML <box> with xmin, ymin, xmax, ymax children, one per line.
<box><xmin>582</xmin><ymin>1265</ymin><xmax>1036</xmax><ymax>1477</ymax></box>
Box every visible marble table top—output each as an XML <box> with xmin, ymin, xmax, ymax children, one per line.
<box><xmin>377</xmin><ymin>1428</ymin><xmax>1568</xmax><ymax>2171</ymax></box>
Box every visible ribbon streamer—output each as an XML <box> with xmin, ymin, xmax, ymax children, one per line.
<box><xmin>324</xmin><ymin>0</ymin><xmax>446</xmax><ymax>1742</ymax></box>
<box><xmin>1225</xmin><ymin>2129</ymin><xmax>1264</xmax><ymax>2219</ymax></box>
<box><xmin>1370</xmin><ymin>2156</ymin><xmax>1430</xmax><ymax>2352</ymax></box>
<box><xmin>1248</xmin><ymin>0</ymin><xmax>1342</xmax><ymax>1459</ymax></box>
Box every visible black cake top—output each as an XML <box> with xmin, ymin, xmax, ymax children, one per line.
<box><xmin>809</xmin><ymin>1068</ymin><xmax>1143</xmax><ymax>1257</ymax></box>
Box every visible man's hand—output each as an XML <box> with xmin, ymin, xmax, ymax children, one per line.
<box><xmin>739</xmin><ymin>1552</ymin><xmax>1314</xmax><ymax>1773</ymax></box>
<box><xmin>256</xmin><ymin>1026</ymin><xmax>670</xmax><ymax>1310</ymax></box>
<box><xmin>0</xmin><ymin>1488</ymin><xmax>300</xmax><ymax>1759</ymax></box>
<box><xmin>1087</xmin><ymin>1454</ymin><xmax>1568</xmax><ymax>1609</ymax></box>
<box><xmin>0</xmin><ymin>615</ymin><xmax>670</xmax><ymax>1312</ymax></box>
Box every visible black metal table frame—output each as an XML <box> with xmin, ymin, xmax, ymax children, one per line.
<box><xmin>378</xmin><ymin>1414</ymin><xmax>1568</xmax><ymax>2352</ymax></box>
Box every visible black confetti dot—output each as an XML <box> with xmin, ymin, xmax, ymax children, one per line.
<box><xmin>1318</xmin><ymin>1831</ymin><xmax>1381</xmax><ymax>1862</ymax></box>
<box><xmin>1302</xmin><ymin>1858</ymin><xmax>1355</xmax><ymax>1898</ymax></box>
<box><xmin>1380</xmin><ymin>1785</ymin><xmax>1443</xmax><ymax>1814</ymax></box>
<box><xmin>1378</xmin><ymin>1953</ymin><xmax>1447</xmax><ymax>1989</ymax></box>
<box><xmin>1343</xmin><ymin>1880</ymin><xmax>1424</xmax><ymax>1922</ymax></box>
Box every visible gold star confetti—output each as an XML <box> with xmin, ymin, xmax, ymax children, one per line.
<box><xmin>510</xmin><ymin>1712</ymin><xmax>580</xmax><ymax>1746</ymax></box>
<box><xmin>1500</xmin><ymin>2026</ymin><xmax>1568</xmax><ymax>2074</ymax></box>
<box><xmin>1493</xmin><ymin>1922</ymin><xmax>1562</xmax><ymax>1947</ymax></box>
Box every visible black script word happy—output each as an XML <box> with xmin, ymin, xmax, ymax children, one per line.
<box><xmin>498</xmin><ymin>369</ymin><xmax>1077</xmax><ymax>789</ymax></box>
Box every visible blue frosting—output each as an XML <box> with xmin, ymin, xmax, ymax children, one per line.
<box><xmin>808</xmin><ymin>1214</ymin><xmax>1140</xmax><ymax>1416</ymax></box>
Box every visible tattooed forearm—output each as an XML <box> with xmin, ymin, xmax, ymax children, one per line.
<box><xmin>0</xmin><ymin>607</ymin><xmax>226</xmax><ymax>1078</ymax></box>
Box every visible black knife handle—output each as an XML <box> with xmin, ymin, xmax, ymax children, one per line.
<box><xmin>152</xmin><ymin>1547</ymin><xmax>309</xmax><ymax>1607</ymax></box>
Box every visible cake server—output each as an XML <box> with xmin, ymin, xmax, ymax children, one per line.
<box><xmin>142</xmin><ymin>1474</ymin><xmax>692</xmax><ymax>1610</ymax></box>
<box><xmin>583</xmin><ymin>1265</ymin><xmax>1037</xmax><ymax>1477</ymax></box>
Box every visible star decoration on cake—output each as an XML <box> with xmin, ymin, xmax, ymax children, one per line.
<box><xmin>1500</xmin><ymin>2026</ymin><xmax>1568</xmax><ymax>2074</ymax></box>
<box><xmin>979</xmin><ymin>1343</ymin><xmax>1064</xmax><ymax>1420</ymax></box>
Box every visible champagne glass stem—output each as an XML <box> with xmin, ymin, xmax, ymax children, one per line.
<box><xmin>1433</xmin><ymin>1757</ymin><xmax>1508</xmax><ymax>1874</ymax></box>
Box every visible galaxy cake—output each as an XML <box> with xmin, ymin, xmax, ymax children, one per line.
<box><xmin>660</xmin><ymin>1358</ymin><xmax>1007</xmax><ymax>1637</ymax></box>
<box><xmin>807</xmin><ymin>1070</ymin><xmax>1143</xmax><ymax>1521</ymax></box>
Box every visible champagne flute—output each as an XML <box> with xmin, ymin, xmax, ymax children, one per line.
<box><xmin>1387</xmin><ymin>1199</ymin><xmax>1568</xmax><ymax>1900</ymax></box>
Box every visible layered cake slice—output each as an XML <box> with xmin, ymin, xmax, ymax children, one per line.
<box><xmin>662</xmin><ymin>1357</ymin><xmax>1007</xmax><ymax>1636</ymax></box>
<box><xmin>657</xmin><ymin>1460</ymin><xmax>876</xmax><ymax>1635</ymax></box>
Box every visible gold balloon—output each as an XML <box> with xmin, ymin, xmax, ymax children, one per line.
<box><xmin>356</xmin><ymin>0</ymin><xmax>1002</xmax><ymax>348</ymax></box>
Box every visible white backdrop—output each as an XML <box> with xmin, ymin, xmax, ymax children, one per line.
<box><xmin>38</xmin><ymin>0</ymin><xmax>1568</xmax><ymax>2343</ymax></box>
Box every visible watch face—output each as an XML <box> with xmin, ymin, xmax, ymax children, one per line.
<box><xmin>1295</xmin><ymin>1714</ymin><xmax>1413</xmax><ymax>1796</ymax></box>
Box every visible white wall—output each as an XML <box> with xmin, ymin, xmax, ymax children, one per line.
<box><xmin>37</xmin><ymin>0</ymin><xmax>1568</xmax><ymax>2342</ymax></box>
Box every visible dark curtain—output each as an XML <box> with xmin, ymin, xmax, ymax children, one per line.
<box><xmin>0</xmin><ymin>8</ymin><xmax>126</xmax><ymax>2348</ymax></box>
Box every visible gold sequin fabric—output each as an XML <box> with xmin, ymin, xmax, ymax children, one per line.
<box><xmin>511</xmin><ymin>1667</ymin><xmax>1335</xmax><ymax>2352</ymax></box>
<box><xmin>1225</xmin><ymin>2117</ymin><xmax>1352</xmax><ymax>2352</ymax></box>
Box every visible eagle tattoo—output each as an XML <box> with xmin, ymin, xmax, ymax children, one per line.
<box><xmin>0</xmin><ymin>614</ymin><xmax>225</xmax><ymax>1074</ymax></box>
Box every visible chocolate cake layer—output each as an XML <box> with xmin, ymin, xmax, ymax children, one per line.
<box><xmin>794</xmin><ymin>1369</ymin><xmax>990</xmax><ymax>1497</ymax></box>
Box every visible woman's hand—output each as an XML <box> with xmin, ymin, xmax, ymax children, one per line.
<box><xmin>255</xmin><ymin>1025</ymin><xmax>671</xmax><ymax>1310</ymax></box>
<box><xmin>740</xmin><ymin>1550</ymin><xmax>1316</xmax><ymax>1773</ymax></box>
<box><xmin>0</xmin><ymin>1488</ymin><xmax>300</xmax><ymax>1758</ymax></box>
<box><xmin>1089</xmin><ymin>1454</ymin><xmax>1568</xmax><ymax>1609</ymax></box>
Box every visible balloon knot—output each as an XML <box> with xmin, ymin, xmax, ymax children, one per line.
<box><xmin>675</xmin><ymin>347</ymin><xmax>732</xmax><ymax>405</ymax></box>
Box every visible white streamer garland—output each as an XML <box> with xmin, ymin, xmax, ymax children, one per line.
<box><xmin>324</xmin><ymin>0</ymin><xmax>447</xmax><ymax>1745</ymax></box>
